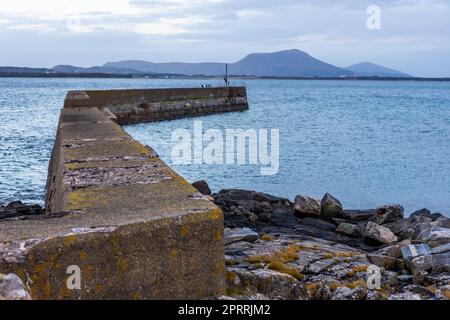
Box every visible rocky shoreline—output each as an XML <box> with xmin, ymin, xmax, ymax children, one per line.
<box><xmin>1</xmin><ymin>185</ymin><xmax>449</xmax><ymax>300</ymax></box>
<box><xmin>203</xmin><ymin>183</ymin><xmax>449</xmax><ymax>300</ymax></box>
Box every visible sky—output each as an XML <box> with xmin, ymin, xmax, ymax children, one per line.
<box><xmin>0</xmin><ymin>0</ymin><xmax>449</xmax><ymax>77</ymax></box>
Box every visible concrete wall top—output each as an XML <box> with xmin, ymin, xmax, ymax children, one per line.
<box><xmin>0</xmin><ymin>97</ymin><xmax>227</xmax><ymax>299</ymax></box>
<box><xmin>64</xmin><ymin>86</ymin><xmax>247</xmax><ymax>109</ymax></box>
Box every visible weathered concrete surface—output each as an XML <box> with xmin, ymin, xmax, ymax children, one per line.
<box><xmin>0</xmin><ymin>88</ymin><xmax>240</xmax><ymax>299</ymax></box>
<box><xmin>64</xmin><ymin>87</ymin><xmax>248</xmax><ymax>125</ymax></box>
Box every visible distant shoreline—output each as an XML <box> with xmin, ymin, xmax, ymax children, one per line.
<box><xmin>0</xmin><ymin>73</ymin><xmax>449</xmax><ymax>81</ymax></box>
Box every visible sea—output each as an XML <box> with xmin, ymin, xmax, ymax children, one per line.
<box><xmin>0</xmin><ymin>77</ymin><xmax>449</xmax><ymax>216</ymax></box>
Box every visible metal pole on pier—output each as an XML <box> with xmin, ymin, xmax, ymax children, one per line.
<box><xmin>225</xmin><ymin>63</ymin><xmax>229</xmax><ymax>87</ymax></box>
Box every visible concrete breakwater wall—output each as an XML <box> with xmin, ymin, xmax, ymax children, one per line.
<box><xmin>0</xmin><ymin>87</ymin><xmax>248</xmax><ymax>299</ymax></box>
<box><xmin>64</xmin><ymin>87</ymin><xmax>248</xmax><ymax>125</ymax></box>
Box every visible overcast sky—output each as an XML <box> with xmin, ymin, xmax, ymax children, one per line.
<box><xmin>0</xmin><ymin>0</ymin><xmax>449</xmax><ymax>77</ymax></box>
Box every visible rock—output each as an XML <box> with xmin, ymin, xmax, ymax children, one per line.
<box><xmin>403</xmin><ymin>285</ymin><xmax>435</xmax><ymax>298</ymax></box>
<box><xmin>253</xmin><ymin>192</ymin><xmax>291</xmax><ymax>206</ymax></box>
<box><xmin>431</xmin><ymin>253</ymin><xmax>450</xmax><ymax>275</ymax></box>
<box><xmin>0</xmin><ymin>201</ymin><xmax>44</xmax><ymax>220</ymax></box>
<box><xmin>224</xmin><ymin>228</ymin><xmax>259</xmax><ymax>245</ymax></box>
<box><xmin>227</xmin><ymin>268</ymin><xmax>306</xmax><ymax>300</ymax></box>
<box><xmin>336</xmin><ymin>223</ymin><xmax>361</xmax><ymax>238</ymax></box>
<box><xmin>431</xmin><ymin>243</ymin><xmax>450</xmax><ymax>255</ymax></box>
<box><xmin>300</xmin><ymin>217</ymin><xmax>336</xmax><ymax>232</ymax></box>
<box><xmin>405</xmin><ymin>255</ymin><xmax>433</xmax><ymax>274</ymax></box>
<box><xmin>401</xmin><ymin>244</ymin><xmax>432</xmax><ymax>260</ymax></box>
<box><xmin>294</xmin><ymin>195</ymin><xmax>320</xmax><ymax>217</ymax></box>
<box><xmin>331</xmin><ymin>287</ymin><xmax>367</xmax><ymax>300</ymax></box>
<box><xmin>340</xmin><ymin>210</ymin><xmax>376</xmax><ymax>222</ymax></box>
<box><xmin>192</xmin><ymin>180</ymin><xmax>212</xmax><ymax>195</ymax></box>
<box><xmin>363</xmin><ymin>221</ymin><xmax>398</xmax><ymax>245</ymax></box>
<box><xmin>375</xmin><ymin>240</ymin><xmax>411</xmax><ymax>258</ymax></box>
<box><xmin>320</xmin><ymin>193</ymin><xmax>343</xmax><ymax>219</ymax></box>
<box><xmin>0</xmin><ymin>273</ymin><xmax>31</xmax><ymax>300</ymax></box>
<box><xmin>425</xmin><ymin>227</ymin><xmax>450</xmax><ymax>248</ymax></box>
<box><xmin>388</xmin><ymin>292</ymin><xmax>423</xmax><ymax>300</ymax></box>
<box><xmin>368</xmin><ymin>254</ymin><xmax>403</xmax><ymax>270</ymax></box>
<box><xmin>376</xmin><ymin>205</ymin><xmax>404</xmax><ymax>225</ymax></box>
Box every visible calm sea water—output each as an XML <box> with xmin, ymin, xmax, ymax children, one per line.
<box><xmin>0</xmin><ymin>78</ymin><xmax>449</xmax><ymax>215</ymax></box>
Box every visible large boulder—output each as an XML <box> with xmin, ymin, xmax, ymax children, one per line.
<box><xmin>401</xmin><ymin>244</ymin><xmax>432</xmax><ymax>260</ymax></box>
<box><xmin>339</xmin><ymin>210</ymin><xmax>376</xmax><ymax>222</ymax></box>
<box><xmin>320</xmin><ymin>193</ymin><xmax>343</xmax><ymax>219</ymax></box>
<box><xmin>336</xmin><ymin>223</ymin><xmax>361</xmax><ymax>238</ymax></box>
<box><xmin>363</xmin><ymin>221</ymin><xmax>398</xmax><ymax>245</ymax></box>
<box><xmin>0</xmin><ymin>273</ymin><xmax>31</xmax><ymax>300</ymax></box>
<box><xmin>368</xmin><ymin>254</ymin><xmax>403</xmax><ymax>270</ymax></box>
<box><xmin>376</xmin><ymin>205</ymin><xmax>404</xmax><ymax>225</ymax></box>
<box><xmin>374</xmin><ymin>240</ymin><xmax>411</xmax><ymax>258</ymax></box>
<box><xmin>192</xmin><ymin>180</ymin><xmax>212</xmax><ymax>195</ymax></box>
<box><xmin>294</xmin><ymin>195</ymin><xmax>320</xmax><ymax>217</ymax></box>
<box><xmin>425</xmin><ymin>227</ymin><xmax>450</xmax><ymax>248</ymax></box>
<box><xmin>431</xmin><ymin>253</ymin><xmax>450</xmax><ymax>275</ymax></box>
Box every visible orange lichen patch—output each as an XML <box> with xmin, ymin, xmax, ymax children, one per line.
<box><xmin>244</xmin><ymin>243</ymin><xmax>303</xmax><ymax>280</ymax></box>
<box><xmin>345</xmin><ymin>279</ymin><xmax>367</xmax><ymax>289</ymax></box>
<box><xmin>346</xmin><ymin>265</ymin><xmax>369</xmax><ymax>277</ymax></box>
<box><xmin>180</xmin><ymin>226</ymin><xmax>189</xmax><ymax>237</ymax></box>
<box><xmin>260</xmin><ymin>234</ymin><xmax>275</xmax><ymax>241</ymax></box>
<box><xmin>306</xmin><ymin>283</ymin><xmax>320</xmax><ymax>299</ymax></box>
<box><xmin>334</xmin><ymin>251</ymin><xmax>358</xmax><ymax>258</ymax></box>
<box><xmin>225</xmin><ymin>259</ymin><xmax>239</xmax><ymax>266</ymax></box>
<box><xmin>79</xmin><ymin>250</ymin><xmax>88</xmax><ymax>261</ymax></box>
<box><xmin>443</xmin><ymin>290</ymin><xmax>450</xmax><ymax>300</ymax></box>
<box><xmin>329</xmin><ymin>282</ymin><xmax>341</xmax><ymax>292</ymax></box>
<box><xmin>117</xmin><ymin>256</ymin><xmax>129</xmax><ymax>272</ymax></box>
<box><xmin>267</xmin><ymin>261</ymin><xmax>304</xmax><ymax>280</ymax></box>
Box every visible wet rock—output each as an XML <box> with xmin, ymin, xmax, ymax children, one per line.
<box><xmin>0</xmin><ymin>201</ymin><xmax>44</xmax><ymax>220</ymax></box>
<box><xmin>336</xmin><ymin>223</ymin><xmax>361</xmax><ymax>238</ymax></box>
<box><xmin>376</xmin><ymin>205</ymin><xmax>404</xmax><ymax>225</ymax></box>
<box><xmin>331</xmin><ymin>287</ymin><xmax>367</xmax><ymax>300</ymax></box>
<box><xmin>294</xmin><ymin>195</ymin><xmax>320</xmax><ymax>217</ymax></box>
<box><xmin>339</xmin><ymin>210</ymin><xmax>376</xmax><ymax>222</ymax></box>
<box><xmin>192</xmin><ymin>180</ymin><xmax>212</xmax><ymax>195</ymax></box>
<box><xmin>253</xmin><ymin>192</ymin><xmax>291</xmax><ymax>206</ymax></box>
<box><xmin>363</xmin><ymin>221</ymin><xmax>398</xmax><ymax>245</ymax></box>
<box><xmin>224</xmin><ymin>228</ymin><xmax>259</xmax><ymax>245</ymax></box>
<box><xmin>0</xmin><ymin>273</ymin><xmax>31</xmax><ymax>300</ymax></box>
<box><xmin>320</xmin><ymin>193</ymin><xmax>343</xmax><ymax>219</ymax></box>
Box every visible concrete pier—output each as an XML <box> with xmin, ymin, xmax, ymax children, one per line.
<box><xmin>0</xmin><ymin>87</ymin><xmax>248</xmax><ymax>299</ymax></box>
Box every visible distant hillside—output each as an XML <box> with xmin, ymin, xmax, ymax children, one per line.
<box><xmin>0</xmin><ymin>67</ymin><xmax>54</xmax><ymax>74</ymax></box>
<box><xmin>346</xmin><ymin>62</ymin><xmax>412</xmax><ymax>78</ymax></box>
<box><xmin>0</xmin><ymin>50</ymin><xmax>421</xmax><ymax>79</ymax></box>
<box><xmin>51</xmin><ymin>65</ymin><xmax>150</xmax><ymax>75</ymax></box>
<box><xmin>104</xmin><ymin>49</ymin><xmax>353</xmax><ymax>77</ymax></box>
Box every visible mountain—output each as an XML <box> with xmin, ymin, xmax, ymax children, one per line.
<box><xmin>229</xmin><ymin>49</ymin><xmax>352</xmax><ymax>77</ymax></box>
<box><xmin>346</xmin><ymin>62</ymin><xmax>412</xmax><ymax>78</ymax></box>
<box><xmin>104</xmin><ymin>49</ymin><xmax>353</xmax><ymax>77</ymax></box>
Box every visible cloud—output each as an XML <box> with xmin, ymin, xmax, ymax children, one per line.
<box><xmin>0</xmin><ymin>0</ymin><xmax>448</xmax><ymax>76</ymax></box>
